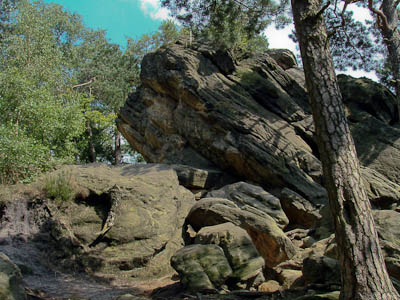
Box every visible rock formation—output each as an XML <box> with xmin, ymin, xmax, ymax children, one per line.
<box><xmin>117</xmin><ymin>41</ymin><xmax>400</xmax><ymax>296</ymax></box>
<box><xmin>0</xmin><ymin>164</ymin><xmax>197</xmax><ymax>299</ymax></box>
<box><xmin>44</xmin><ymin>164</ymin><xmax>195</xmax><ymax>278</ymax></box>
<box><xmin>117</xmin><ymin>42</ymin><xmax>327</xmax><ymax>207</ymax></box>
<box><xmin>117</xmin><ymin>42</ymin><xmax>400</xmax><ymax>210</ymax></box>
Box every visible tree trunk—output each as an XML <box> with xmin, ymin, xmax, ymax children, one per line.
<box><xmin>114</xmin><ymin>129</ymin><xmax>122</xmax><ymax>165</ymax></box>
<box><xmin>291</xmin><ymin>0</ymin><xmax>399</xmax><ymax>299</ymax></box>
<box><xmin>86</xmin><ymin>119</ymin><xmax>96</xmax><ymax>163</ymax></box>
<box><xmin>370</xmin><ymin>0</ymin><xmax>400</xmax><ymax>123</ymax></box>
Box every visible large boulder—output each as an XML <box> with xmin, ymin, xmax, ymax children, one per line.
<box><xmin>171</xmin><ymin>164</ymin><xmax>234</xmax><ymax>190</ymax></box>
<box><xmin>186</xmin><ymin>197</ymin><xmax>297</xmax><ymax>267</ymax></box>
<box><xmin>206</xmin><ymin>182</ymin><xmax>289</xmax><ymax>228</ymax></box>
<box><xmin>302</xmin><ymin>255</ymin><xmax>340</xmax><ymax>286</ymax></box>
<box><xmin>0</xmin><ymin>253</ymin><xmax>26</xmax><ymax>300</ymax></box>
<box><xmin>194</xmin><ymin>223</ymin><xmax>265</xmax><ymax>282</ymax></box>
<box><xmin>279</xmin><ymin>188</ymin><xmax>321</xmax><ymax>228</ymax></box>
<box><xmin>373</xmin><ymin>210</ymin><xmax>400</xmax><ymax>280</ymax></box>
<box><xmin>170</xmin><ymin>244</ymin><xmax>232</xmax><ymax>292</ymax></box>
<box><xmin>44</xmin><ymin>164</ymin><xmax>196</xmax><ymax>279</ymax></box>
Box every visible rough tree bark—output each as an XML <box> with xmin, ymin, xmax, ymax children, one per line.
<box><xmin>114</xmin><ymin>129</ymin><xmax>122</xmax><ymax>165</ymax></box>
<box><xmin>86</xmin><ymin>119</ymin><xmax>96</xmax><ymax>163</ymax></box>
<box><xmin>368</xmin><ymin>0</ymin><xmax>400</xmax><ymax>122</ymax></box>
<box><xmin>291</xmin><ymin>0</ymin><xmax>400</xmax><ymax>299</ymax></box>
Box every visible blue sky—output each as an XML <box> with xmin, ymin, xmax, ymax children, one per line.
<box><xmin>43</xmin><ymin>0</ymin><xmax>169</xmax><ymax>47</ymax></box>
<box><xmin>42</xmin><ymin>0</ymin><xmax>377</xmax><ymax>80</ymax></box>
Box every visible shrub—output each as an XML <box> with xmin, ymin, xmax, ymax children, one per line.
<box><xmin>0</xmin><ymin>124</ymin><xmax>50</xmax><ymax>184</ymax></box>
<box><xmin>43</xmin><ymin>170</ymin><xmax>77</xmax><ymax>203</ymax></box>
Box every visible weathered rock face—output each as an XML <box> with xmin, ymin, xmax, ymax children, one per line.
<box><xmin>171</xmin><ymin>244</ymin><xmax>232</xmax><ymax>292</ymax></box>
<box><xmin>194</xmin><ymin>223</ymin><xmax>265</xmax><ymax>282</ymax></box>
<box><xmin>50</xmin><ymin>164</ymin><xmax>196</xmax><ymax>278</ymax></box>
<box><xmin>360</xmin><ymin>167</ymin><xmax>400</xmax><ymax>209</ymax></box>
<box><xmin>206</xmin><ymin>182</ymin><xmax>289</xmax><ymax>229</ymax></box>
<box><xmin>186</xmin><ymin>197</ymin><xmax>297</xmax><ymax>268</ymax></box>
<box><xmin>118</xmin><ymin>42</ymin><xmax>400</xmax><ymax>210</ymax></box>
<box><xmin>373</xmin><ymin>210</ymin><xmax>400</xmax><ymax>281</ymax></box>
<box><xmin>0</xmin><ymin>164</ymin><xmax>196</xmax><ymax>284</ymax></box>
<box><xmin>338</xmin><ymin>75</ymin><xmax>400</xmax><ymax>187</ymax></box>
<box><xmin>117</xmin><ymin>42</ymin><xmax>327</xmax><ymax>206</ymax></box>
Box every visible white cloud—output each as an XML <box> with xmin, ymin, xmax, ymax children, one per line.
<box><xmin>346</xmin><ymin>4</ymin><xmax>372</xmax><ymax>23</ymax></box>
<box><xmin>150</xmin><ymin>6</ymin><xmax>169</xmax><ymax>20</ymax></box>
<box><xmin>264</xmin><ymin>24</ymin><xmax>297</xmax><ymax>54</ymax></box>
<box><xmin>337</xmin><ymin>69</ymin><xmax>378</xmax><ymax>81</ymax></box>
<box><xmin>138</xmin><ymin>0</ymin><xmax>169</xmax><ymax>20</ymax></box>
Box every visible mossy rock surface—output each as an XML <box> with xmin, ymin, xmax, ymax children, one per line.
<box><xmin>171</xmin><ymin>244</ymin><xmax>233</xmax><ymax>291</ymax></box>
<box><xmin>195</xmin><ymin>222</ymin><xmax>264</xmax><ymax>281</ymax></box>
<box><xmin>46</xmin><ymin>164</ymin><xmax>196</xmax><ymax>279</ymax></box>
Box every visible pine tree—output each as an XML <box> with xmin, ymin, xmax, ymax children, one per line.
<box><xmin>161</xmin><ymin>0</ymin><xmax>277</xmax><ymax>55</ymax></box>
<box><xmin>291</xmin><ymin>0</ymin><xmax>399</xmax><ymax>298</ymax></box>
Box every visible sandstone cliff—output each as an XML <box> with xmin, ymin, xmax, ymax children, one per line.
<box><xmin>118</xmin><ymin>42</ymin><xmax>400</xmax><ymax>210</ymax></box>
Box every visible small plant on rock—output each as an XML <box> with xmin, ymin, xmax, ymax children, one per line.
<box><xmin>43</xmin><ymin>170</ymin><xmax>77</xmax><ymax>203</ymax></box>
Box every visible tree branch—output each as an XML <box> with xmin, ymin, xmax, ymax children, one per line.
<box><xmin>231</xmin><ymin>0</ymin><xmax>250</xmax><ymax>9</ymax></box>
<box><xmin>316</xmin><ymin>1</ymin><xmax>332</xmax><ymax>19</ymax></box>
<box><xmin>327</xmin><ymin>0</ymin><xmax>365</xmax><ymax>61</ymax></box>
<box><xmin>368</xmin><ymin>0</ymin><xmax>390</xmax><ymax>31</ymax></box>
<box><xmin>72</xmin><ymin>77</ymin><xmax>96</xmax><ymax>89</ymax></box>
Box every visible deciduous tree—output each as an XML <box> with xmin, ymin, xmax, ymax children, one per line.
<box><xmin>0</xmin><ymin>0</ymin><xmax>86</xmax><ymax>182</ymax></box>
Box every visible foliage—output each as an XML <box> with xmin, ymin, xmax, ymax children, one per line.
<box><xmin>376</xmin><ymin>58</ymin><xmax>395</xmax><ymax>88</ymax></box>
<box><xmin>0</xmin><ymin>124</ymin><xmax>50</xmax><ymax>184</ymax></box>
<box><xmin>324</xmin><ymin>8</ymin><xmax>381</xmax><ymax>72</ymax></box>
<box><xmin>287</xmin><ymin>6</ymin><xmax>383</xmax><ymax>73</ymax></box>
<box><xmin>0</xmin><ymin>1</ymin><xmax>205</xmax><ymax>182</ymax></box>
<box><xmin>0</xmin><ymin>0</ymin><xmax>88</xmax><ymax>182</ymax></box>
<box><xmin>43</xmin><ymin>170</ymin><xmax>77</xmax><ymax>202</ymax></box>
<box><xmin>0</xmin><ymin>0</ymin><xmax>18</xmax><ymax>38</ymax></box>
<box><xmin>289</xmin><ymin>1</ymin><xmax>400</xmax><ymax>97</ymax></box>
<box><xmin>154</xmin><ymin>19</ymin><xmax>182</xmax><ymax>46</ymax></box>
<box><xmin>0</xmin><ymin>0</ymin><xmax>158</xmax><ymax>180</ymax></box>
<box><xmin>77</xmin><ymin>97</ymin><xmax>118</xmax><ymax>163</ymax></box>
<box><xmin>74</xmin><ymin>20</ymin><xmax>182</xmax><ymax>164</ymax></box>
<box><xmin>125</xmin><ymin>20</ymin><xmax>184</xmax><ymax>64</ymax></box>
<box><xmin>161</xmin><ymin>0</ymin><xmax>281</xmax><ymax>55</ymax></box>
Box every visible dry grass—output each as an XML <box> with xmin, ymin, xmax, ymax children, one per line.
<box><xmin>41</xmin><ymin>170</ymin><xmax>79</xmax><ymax>203</ymax></box>
<box><xmin>0</xmin><ymin>183</ymin><xmax>43</xmax><ymax>205</ymax></box>
<box><xmin>0</xmin><ymin>166</ymin><xmax>90</xmax><ymax>206</ymax></box>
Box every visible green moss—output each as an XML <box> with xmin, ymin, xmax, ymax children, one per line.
<box><xmin>237</xmin><ymin>70</ymin><xmax>265</xmax><ymax>88</ymax></box>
